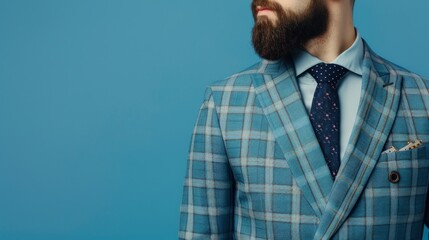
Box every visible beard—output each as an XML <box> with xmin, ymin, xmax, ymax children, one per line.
<box><xmin>251</xmin><ymin>0</ymin><xmax>329</xmax><ymax>60</ymax></box>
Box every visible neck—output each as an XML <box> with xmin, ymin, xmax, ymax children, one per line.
<box><xmin>302</xmin><ymin>2</ymin><xmax>356</xmax><ymax>62</ymax></box>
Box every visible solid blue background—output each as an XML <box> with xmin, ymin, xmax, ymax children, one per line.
<box><xmin>0</xmin><ymin>0</ymin><xmax>428</xmax><ymax>239</ymax></box>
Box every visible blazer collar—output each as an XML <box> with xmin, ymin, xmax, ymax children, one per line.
<box><xmin>252</xmin><ymin>39</ymin><xmax>402</xmax><ymax>238</ymax></box>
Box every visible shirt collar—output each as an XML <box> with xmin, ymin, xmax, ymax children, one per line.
<box><xmin>292</xmin><ymin>28</ymin><xmax>364</xmax><ymax>77</ymax></box>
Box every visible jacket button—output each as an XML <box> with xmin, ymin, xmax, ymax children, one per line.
<box><xmin>389</xmin><ymin>171</ymin><xmax>400</xmax><ymax>183</ymax></box>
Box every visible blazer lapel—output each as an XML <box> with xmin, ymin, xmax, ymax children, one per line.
<box><xmin>314</xmin><ymin>40</ymin><xmax>403</xmax><ymax>239</ymax></box>
<box><xmin>252</xmin><ymin>58</ymin><xmax>334</xmax><ymax>218</ymax></box>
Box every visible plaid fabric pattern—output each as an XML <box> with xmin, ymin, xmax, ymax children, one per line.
<box><xmin>179</xmin><ymin>40</ymin><xmax>429</xmax><ymax>240</ymax></box>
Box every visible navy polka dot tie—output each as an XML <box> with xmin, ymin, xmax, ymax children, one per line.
<box><xmin>307</xmin><ymin>63</ymin><xmax>349</xmax><ymax>178</ymax></box>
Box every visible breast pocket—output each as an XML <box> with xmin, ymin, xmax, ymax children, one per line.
<box><xmin>375</xmin><ymin>144</ymin><xmax>429</xmax><ymax>188</ymax></box>
<box><xmin>365</xmin><ymin>144</ymin><xmax>429</xmax><ymax>221</ymax></box>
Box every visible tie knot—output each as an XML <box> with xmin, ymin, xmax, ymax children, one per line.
<box><xmin>307</xmin><ymin>63</ymin><xmax>349</xmax><ymax>85</ymax></box>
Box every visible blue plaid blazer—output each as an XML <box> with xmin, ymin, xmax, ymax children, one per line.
<box><xmin>179</xmin><ymin>40</ymin><xmax>429</xmax><ymax>239</ymax></box>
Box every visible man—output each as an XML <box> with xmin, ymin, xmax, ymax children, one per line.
<box><xmin>179</xmin><ymin>0</ymin><xmax>429</xmax><ymax>239</ymax></box>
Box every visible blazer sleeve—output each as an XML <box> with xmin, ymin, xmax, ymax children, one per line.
<box><xmin>425</xmin><ymin>190</ymin><xmax>429</xmax><ymax>228</ymax></box>
<box><xmin>178</xmin><ymin>86</ymin><xmax>236</xmax><ymax>239</ymax></box>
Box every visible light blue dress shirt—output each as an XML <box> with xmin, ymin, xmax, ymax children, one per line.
<box><xmin>292</xmin><ymin>28</ymin><xmax>364</xmax><ymax>160</ymax></box>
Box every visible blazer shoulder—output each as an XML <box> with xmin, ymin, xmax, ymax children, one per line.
<box><xmin>202</xmin><ymin>61</ymin><xmax>266</xmax><ymax>106</ymax></box>
<box><xmin>209</xmin><ymin>61</ymin><xmax>264</xmax><ymax>88</ymax></box>
<box><xmin>372</xmin><ymin>52</ymin><xmax>429</xmax><ymax>88</ymax></box>
<box><xmin>391</xmin><ymin>62</ymin><xmax>429</xmax><ymax>89</ymax></box>
<box><xmin>375</xmin><ymin>55</ymin><xmax>429</xmax><ymax>114</ymax></box>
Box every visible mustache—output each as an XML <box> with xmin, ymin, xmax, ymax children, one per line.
<box><xmin>251</xmin><ymin>0</ymin><xmax>285</xmax><ymax>20</ymax></box>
